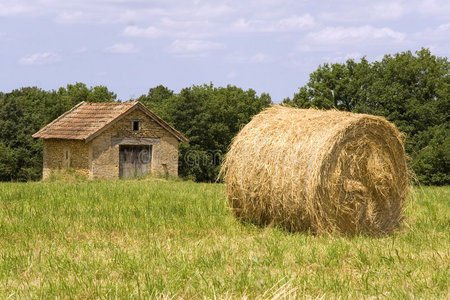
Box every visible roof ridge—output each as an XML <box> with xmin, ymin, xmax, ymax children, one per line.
<box><xmin>86</xmin><ymin>101</ymin><xmax>134</xmax><ymax>105</ymax></box>
<box><xmin>84</xmin><ymin>102</ymin><xmax>139</xmax><ymax>142</ymax></box>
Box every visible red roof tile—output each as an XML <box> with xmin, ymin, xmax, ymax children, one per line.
<box><xmin>32</xmin><ymin>101</ymin><xmax>188</xmax><ymax>142</ymax></box>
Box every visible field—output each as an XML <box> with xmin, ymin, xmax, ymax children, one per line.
<box><xmin>0</xmin><ymin>180</ymin><xmax>448</xmax><ymax>298</ymax></box>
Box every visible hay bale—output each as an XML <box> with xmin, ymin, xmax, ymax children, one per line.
<box><xmin>220</xmin><ymin>105</ymin><xmax>408</xmax><ymax>235</ymax></box>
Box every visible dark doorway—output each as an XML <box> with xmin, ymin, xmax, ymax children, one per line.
<box><xmin>119</xmin><ymin>145</ymin><xmax>152</xmax><ymax>179</ymax></box>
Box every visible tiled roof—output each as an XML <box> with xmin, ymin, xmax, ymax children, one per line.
<box><xmin>32</xmin><ymin>101</ymin><xmax>188</xmax><ymax>142</ymax></box>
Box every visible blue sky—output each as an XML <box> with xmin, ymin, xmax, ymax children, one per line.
<box><xmin>1</xmin><ymin>0</ymin><xmax>449</xmax><ymax>102</ymax></box>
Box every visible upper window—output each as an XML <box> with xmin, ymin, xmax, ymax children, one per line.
<box><xmin>132</xmin><ymin>120</ymin><xmax>140</xmax><ymax>131</ymax></box>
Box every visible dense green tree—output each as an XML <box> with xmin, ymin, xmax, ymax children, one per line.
<box><xmin>412</xmin><ymin>124</ymin><xmax>450</xmax><ymax>185</ymax></box>
<box><xmin>137</xmin><ymin>85</ymin><xmax>175</xmax><ymax>119</ymax></box>
<box><xmin>283</xmin><ymin>48</ymin><xmax>449</xmax><ymax>185</ymax></box>
<box><xmin>57</xmin><ymin>83</ymin><xmax>90</xmax><ymax>107</ymax></box>
<box><xmin>283</xmin><ymin>58</ymin><xmax>373</xmax><ymax>111</ymax></box>
<box><xmin>138</xmin><ymin>84</ymin><xmax>272</xmax><ymax>181</ymax></box>
<box><xmin>0</xmin><ymin>142</ymin><xmax>16</xmax><ymax>181</ymax></box>
<box><xmin>0</xmin><ymin>89</ymin><xmax>45</xmax><ymax>181</ymax></box>
<box><xmin>57</xmin><ymin>83</ymin><xmax>116</xmax><ymax>106</ymax></box>
<box><xmin>87</xmin><ymin>85</ymin><xmax>117</xmax><ymax>103</ymax></box>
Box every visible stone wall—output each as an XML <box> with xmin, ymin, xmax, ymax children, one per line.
<box><xmin>90</xmin><ymin>108</ymin><xmax>179</xmax><ymax>179</ymax></box>
<box><xmin>42</xmin><ymin>139</ymin><xmax>90</xmax><ymax>179</ymax></box>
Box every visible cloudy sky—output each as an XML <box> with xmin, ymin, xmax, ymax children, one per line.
<box><xmin>1</xmin><ymin>0</ymin><xmax>449</xmax><ymax>102</ymax></box>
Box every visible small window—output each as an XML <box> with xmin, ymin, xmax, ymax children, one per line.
<box><xmin>132</xmin><ymin>120</ymin><xmax>140</xmax><ymax>131</ymax></box>
<box><xmin>65</xmin><ymin>150</ymin><xmax>69</xmax><ymax>160</ymax></box>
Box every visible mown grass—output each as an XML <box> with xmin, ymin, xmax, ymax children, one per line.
<box><xmin>0</xmin><ymin>180</ymin><xmax>448</xmax><ymax>298</ymax></box>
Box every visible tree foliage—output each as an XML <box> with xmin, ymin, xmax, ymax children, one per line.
<box><xmin>139</xmin><ymin>84</ymin><xmax>272</xmax><ymax>181</ymax></box>
<box><xmin>283</xmin><ymin>48</ymin><xmax>449</xmax><ymax>185</ymax></box>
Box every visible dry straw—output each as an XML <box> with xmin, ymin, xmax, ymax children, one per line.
<box><xmin>220</xmin><ymin>105</ymin><xmax>409</xmax><ymax>235</ymax></box>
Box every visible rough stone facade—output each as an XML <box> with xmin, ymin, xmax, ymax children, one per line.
<box><xmin>42</xmin><ymin>139</ymin><xmax>91</xmax><ymax>179</ymax></box>
<box><xmin>42</xmin><ymin>108</ymin><xmax>180</xmax><ymax>180</ymax></box>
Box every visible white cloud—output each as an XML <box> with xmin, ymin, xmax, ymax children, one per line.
<box><xmin>417</xmin><ymin>0</ymin><xmax>450</xmax><ymax>18</ymax></box>
<box><xmin>411</xmin><ymin>23</ymin><xmax>450</xmax><ymax>56</ymax></box>
<box><xmin>105</xmin><ymin>43</ymin><xmax>138</xmax><ymax>54</ymax></box>
<box><xmin>224</xmin><ymin>52</ymin><xmax>273</xmax><ymax>64</ymax></box>
<box><xmin>0</xmin><ymin>1</ymin><xmax>166</xmax><ymax>23</ymax></box>
<box><xmin>1</xmin><ymin>0</ymin><xmax>233</xmax><ymax>25</ymax></box>
<box><xmin>372</xmin><ymin>2</ymin><xmax>405</xmax><ymax>20</ymax></box>
<box><xmin>124</xmin><ymin>18</ymin><xmax>214</xmax><ymax>39</ymax></box>
<box><xmin>437</xmin><ymin>23</ymin><xmax>450</xmax><ymax>31</ymax></box>
<box><xmin>319</xmin><ymin>1</ymin><xmax>409</xmax><ymax>24</ymax></box>
<box><xmin>187</xmin><ymin>3</ymin><xmax>233</xmax><ymax>18</ymax></box>
<box><xmin>412</xmin><ymin>23</ymin><xmax>450</xmax><ymax>42</ymax></box>
<box><xmin>0</xmin><ymin>2</ymin><xmax>35</xmax><ymax>16</ymax></box>
<box><xmin>321</xmin><ymin>0</ymin><xmax>450</xmax><ymax>24</ymax></box>
<box><xmin>297</xmin><ymin>44</ymin><xmax>313</xmax><ymax>52</ymax></box>
<box><xmin>159</xmin><ymin>17</ymin><xmax>214</xmax><ymax>37</ymax></box>
<box><xmin>227</xmin><ymin>71</ymin><xmax>237</xmax><ymax>79</ymax></box>
<box><xmin>117</xmin><ymin>8</ymin><xmax>167</xmax><ymax>23</ymax></box>
<box><xmin>159</xmin><ymin>17</ymin><xmax>204</xmax><ymax>29</ymax></box>
<box><xmin>308</xmin><ymin>25</ymin><xmax>406</xmax><ymax>44</ymax></box>
<box><xmin>74</xmin><ymin>47</ymin><xmax>88</xmax><ymax>54</ymax></box>
<box><xmin>54</xmin><ymin>11</ymin><xmax>86</xmax><ymax>24</ymax></box>
<box><xmin>345</xmin><ymin>52</ymin><xmax>363</xmax><ymax>60</ymax></box>
<box><xmin>324</xmin><ymin>52</ymin><xmax>363</xmax><ymax>63</ymax></box>
<box><xmin>170</xmin><ymin>39</ymin><xmax>224</xmax><ymax>57</ymax></box>
<box><xmin>123</xmin><ymin>25</ymin><xmax>165</xmax><ymax>38</ymax></box>
<box><xmin>18</xmin><ymin>52</ymin><xmax>62</xmax><ymax>65</ymax></box>
<box><xmin>250</xmin><ymin>53</ymin><xmax>271</xmax><ymax>63</ymax></box>
<box><xmin>231</xmin><ymin>14</ymin><xmax>314</xmax><ymax>33</ymax></box>
<box><xmin>279</xmin><ymin>15</ymin><xmax>315</xmax><ymax>30</ymax></box>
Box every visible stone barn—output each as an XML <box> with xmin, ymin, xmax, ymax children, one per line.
<box><xmin>32</xmin><ymin>101</ymin><xmax>188</xmax><ymax>179</ymax></box>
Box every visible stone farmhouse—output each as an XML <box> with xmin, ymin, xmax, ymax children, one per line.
<box><xmin>32</xmin><ymin>101</ymin><xmax>188</xmax><ymax>179</ymax></box>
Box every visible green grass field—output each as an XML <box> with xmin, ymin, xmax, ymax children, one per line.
<box><xmin>0</xmin><ymin>180</ymin><xmax>448</xmax><ymax>298</ymax></box>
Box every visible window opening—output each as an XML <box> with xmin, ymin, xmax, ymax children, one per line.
<box><xmin>132</xmin><ymin>120</ymin><xmax>140</xmax><ymax>131</ymax></box>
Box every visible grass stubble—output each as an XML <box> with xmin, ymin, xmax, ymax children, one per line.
<box><xmin>0</xmin><ymin>180</ymin><xmax>448</xmax><ymax>298</ymax></box>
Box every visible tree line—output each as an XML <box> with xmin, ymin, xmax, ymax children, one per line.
<box><xmin>0</xmin><ymin>48</ymin><xmax>448</xmax><ymax>184</ymax></box>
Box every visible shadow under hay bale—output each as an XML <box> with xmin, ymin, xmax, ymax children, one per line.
<box><xmin>220</xmin><ymin>105</ymin><xmax>409</xmax><ymax>235</ymax></box>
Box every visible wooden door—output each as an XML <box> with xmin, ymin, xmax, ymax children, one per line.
<box><xmin>119</xmin><ymin>145</ymin><xmax>152</xmax><ymax>179</ymax></box>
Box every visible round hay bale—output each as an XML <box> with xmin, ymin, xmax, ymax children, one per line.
<box><xmin>220</xmin><ymin>105</ymin><xmax>408</xmax><ymax>235</ymax></box>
